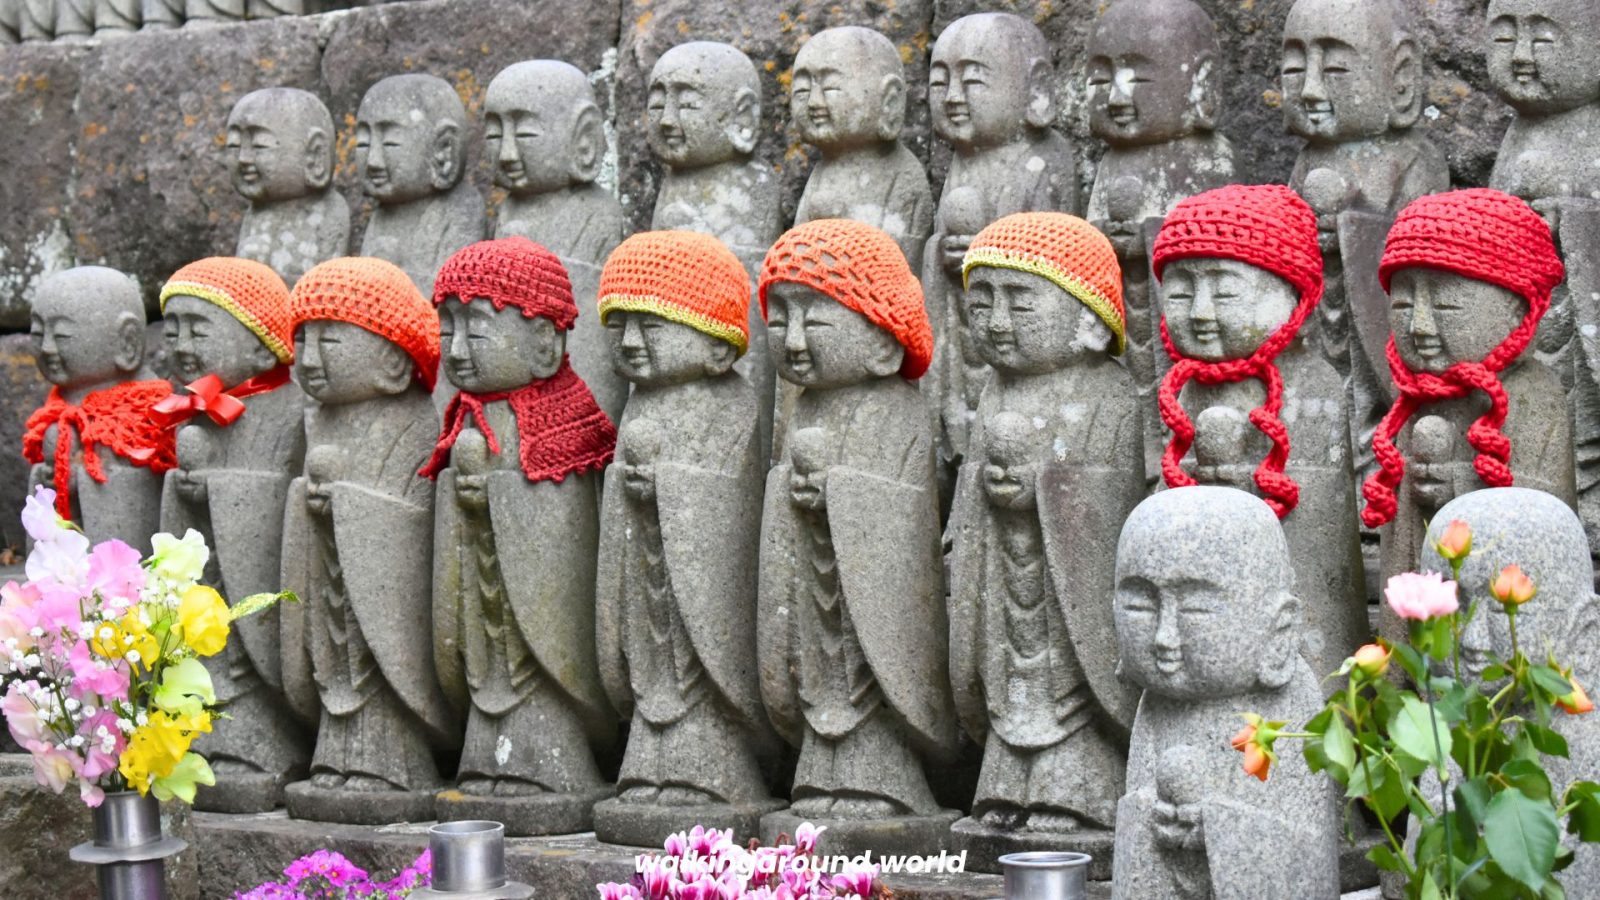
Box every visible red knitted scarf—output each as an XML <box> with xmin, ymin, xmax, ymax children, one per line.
<box><xmin>420</xmin><ymin>358</ymin><xmax>616</xmax><ymax>484</ymax></box>
<box><xmin>23</xmin><ymin>381</ymin><xmax>178</xmax><ymax>518</ymax></box>
<box><xmin>1157</xmin><ymin>293</ymin><xmax>1319</xmax><ymax>519</ymax></box>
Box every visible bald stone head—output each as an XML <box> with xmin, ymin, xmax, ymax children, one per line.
<box><xmin>1487</xmin><ymin>0</ymin><xmax>1600</xmax><ymax>115</ymax></box>
<box><xmin>791</xmin><ymin>26</ymin><xmax>907</xmax><ymax>151</ymax></box>
<box><xmin>1088</xmin><ymin>0</ymin><xmax>1222</xmax><ymax>146</ymax></box>
<box><xmin>355</xmin><ymin>73</ymin><xmax>471</xmax><ymax>205</ymax></box>
<box><xmin>647</xmin><ymin>42</ymin><xmax>761</xmax><ymax>169</ymax></box>
<box><xmin>1115</xmin><ymin>486</ymin><xmax>1303</xmax><ymax>700</ymax></box>
<box><xmin>1282</xmin><ymin>0</ymin><xmax>1423</xmax><ymax>143</ymax></box>
<box><xmin>225</xmin><ymin>88</ymin><xmax>335</xmax><ymax>204</ymax></box>
<box><xmin>930</xmin><ymin>13</ymin><xmax>1056</xmax><ymax>152</ymax></box>
<box><xmin>30</xmin><ymin>266</ymin><xmax>146</xmax><ymax>391</ymax></box>
<box><xmin>485</xmin><ymin>60</ymin><xmax>607</xmax><ymax>196</ymax></box>
<box><xmin>1423</xmin><ymin>488</ymin><xmax>1600</xmax><ymax>683</ymax></box>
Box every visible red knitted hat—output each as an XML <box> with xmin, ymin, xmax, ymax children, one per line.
<box><xmin>433</xmin><ymin>237</ymin><xmax>578</xmax><ymax>331</ymax></box>
<box><xmin>598</xmin><ymin>230</ymin><xmax>752</xmax><ymax>354</ymax></box>
<box><xmin>962</xmin><ymin>212</ymin><xmax>1126</xmax><ymax>355</ymax></box>
<box><xmin>1361</xmin><ymin>189</ymin><xmax>1564</xmax><ymax>528</ymax></box>
<box><xmin>160</xmin><ymin>257</ymin><xmax>295</xmax><ymax>364</ymax></box>
<box><xmin>758</xmin><ymin>219</ymin><xmax>933</xmax><ymax>380</ymax></box>
<box><xmin>1151</xmin><ymin>184</ymin><xmax>1325</xmax><ymax>519</ymax></box>
<box><xmin>290</xmin><ymin>257</ymin><xmax>441</xmax><ymax>391</ymax></box>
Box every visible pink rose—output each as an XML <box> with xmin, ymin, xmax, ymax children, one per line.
<box><xmin>1385</xmin><ymin>571</ymin><xmax>1459</xmax><ymax>621</ymax></box>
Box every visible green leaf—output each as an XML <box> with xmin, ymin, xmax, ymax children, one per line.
<box><xmin>1565</xmin><ymin>782</ymin><xmax>1600</xmax><ymax>842</ymax></box>
<box><xmin>1531</xmin><ymin>666</ymin><xmax>1575</xmax><ymax>700</ymax></box>
<box><xmin>1324</xmin><ymin>715</ymin><xmax>1356</xmax><ymax>778</ymax></box>
<box><xmin>227</xmin><ymin>590</ymin><xmax>296</xmax><ymax>623</ymax></box>
<box><xmin>1526</xmin><ymin>723</ymin><xmax>1570</xmax><ymax>759</ymax></box>
<box><xmin>1456</xmin><ymin>777</ymin><xmax>1492</xmax><ymax>829</ymax></box>
<box><xmin>1482</xmin><ymin>663</ymin><xmax>1508</xmax><ymax>682</ymax></box>
<box><xmin>1391</xmin><ymin>642</ymin><xmax>1427</xmax><ymax>684</ymax></box>
<box><xmin>1392</xmin><ymin>695</ymin><xmax>1454</xmax><ymax>772</ymax></box>
<box><xmin>1367</xmin><ymin>843</ymin><xmax>1406</xmax><ymax>873</ymax></box>
<box><xmin>1484</xmin><ymin>786</ymin><xmax>1561</xmax><ymax>893</ymax></box>
<box><xmin>1502</xmin><ymin>759</ymin><xmax>1554</xmax><ymax>802</ymax></box>
<box><xmin>1417</xmin><ymin>870</ymin><xmax>1443</xmax><ymax>900</ymax></box>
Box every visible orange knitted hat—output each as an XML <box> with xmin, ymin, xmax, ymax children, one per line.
<box><xmin>598</xmin><ymin>230</ymin><xmax>752</xmax><ymax>355</ymax></box>
<box><xmin>160</xmin><ymin>257</ymin><xmax>294</xmax><ymax>364</ymax></box>
<box><xmin>961</xmin><ymin>212</ymin><xmax>1126</xmax><ymax>355</ymax></box>
<box><xmin>758</xmin><ymin>219</ymin><xmax>933</xmax><ymax>379</ymax></box>
<box><xmin>289</xmin><ymin>257</ymin><xmax>441</xmax><ymax>391</ymax></box>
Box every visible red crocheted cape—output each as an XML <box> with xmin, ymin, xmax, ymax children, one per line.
<box><xmin>23</xmin><ymin>381</ymin><xmax>177</xmax><ymax>517</ymax></box>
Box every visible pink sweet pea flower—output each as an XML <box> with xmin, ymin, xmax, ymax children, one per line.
<box><xmin>1384</xmin><ymin>571</ymin><xmax>1459</xmax><ymax>621</ymax></box>
<box><xmin>33</xmin><ymin>582</ymin><xmax>87</xmax><ymax>634</ymax></box>
<box><xmin>66</xmin><ymin>640</ymin><xmax>128</xmax><ymax>702</ymax></box>
<box><xmin>21</xmin><ymin>488</ymin><xmax>63</xmax><ymax>544</ymax></box>
<box><xmin>77</xmin><ymin>709</ymin><xmax>125</xmax><ymax>781</ymax></box>
<box><xmin>85</xmin><ymin>540</ymin><xmax>146</xmax><ymax>608</ymax></box>
<box><xmin>1</xmin><ymin>681</ymin><xmax>45</xmax><ymax>745</ymax></box>
<box><xmin>25</xmin><ymin>526</ymin><xmax>90</xmax><ymax>588</ymax></box>
<box><xmin>28</xmin><ymin>741</ymin><xmax>76</xmax><ymax>794</ymax></box>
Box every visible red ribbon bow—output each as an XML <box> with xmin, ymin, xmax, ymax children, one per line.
<box><xmin>151</xmin><ymin>365</ymin><xmax>291</xmax><ymax>430</ymax></box>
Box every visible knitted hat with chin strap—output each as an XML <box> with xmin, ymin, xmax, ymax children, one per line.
<box><xmin>598</xmin><ymin>230</ymin><xmax>752</xmax><ymax>355</ymax></box>
<box><xmin>160</xmin><ymin>257</ymin><xmax>295</xmax><ymax>364</ymax></box>
<box><xmin>433</xmin><ymin>237</ymin><xmax>578</xmax><ymax>330</ymax></box>
<box><xmin>758</xmin><ymin>218</ymin><xmax>933</xmax><ymax>379</ymax></box>
<box><xmin>1360</xmin><ymin>188</ymin><xmax>1565</xmax><ymax>528</ymax></box>
<box><xmin>1151</xmin><ymin>183</ymin><xmax>1324</xmax><ymax>519</ymax></box>
<box><xmin>289</xmin><ymin>257</ymin><xmax>441</xmax><ymax>391</ymax></box>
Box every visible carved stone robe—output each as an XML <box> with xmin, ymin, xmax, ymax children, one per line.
<box><xmin>237</xmin><ymin>191</ymin><xmax>351</xmax><ymax>289</ymax></box>
<box><xmin>361</xmin><ymin>181</ymin><xmax>485</xmax><ymax>299</ymax></box>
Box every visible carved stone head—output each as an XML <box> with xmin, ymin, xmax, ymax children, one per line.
<box><xmin>619</xmin><ymin>417</ymin><xmax>663</xmax><ymax>503</ymax></box>
<box><xmin>965</xmin><ymin>266</ymin><xmax>1114</xmax><ymax>374</ymax></box>
<box><xmin>929</xmin><ymin>12</ymin><xmax>1055</xmax><ymax>152</ymax></box>
<box><xmin>1408</xmin><ymin>414</ymin><xmax>1457</xmax><ymax>516</ymax></box>
<box><xmin>1388</xmin><ymin>267</ymin><xmax>1525</xmax><ymax>375</ymax></box>
<box><xmin>225</xmin><ymin>88</ymin><xmax>335</xmax><ymax>204</ymax></box>
<box><xmin>304</xmin><ymin>443</ymin><xmax>344</xmax><ymax>514</ymax></box>
<box><xmin>163</xmin><ymin>295</ymin><xmax>279</xmax><ymax>387</ymax></box>
<box><xmin>606</xmin><ymin>312</ymin><xmax>737</xmax><ymax>388</ymax></box>
<box><xmin>647</xmin><ymin>42</ymin><xmax>761</xmax><ymax>169</ymax></box>
<box><xmin>1161</xmin><ymin>258</ymin><xmax>1298</xmax><ymax>362</ymax></box>
<box><xmin>30</xmin><ymin>267</ymin><xmax>145</xmax><ymax>391</ymax></box>
<box><xmin>438</xmin><ymin>298</ymin><xmax>563</xmax><ymax>393</ymax></box>
<box><xmin>1115</xmin><ymin>486</ymin><xmax>1303</xmax><ymax>701</ymax></box>
<box><xmin>484</xmin><ymin>60</ymin><xmax>606</xmax><ymax>197</ymax></box>
<box><xmin>790</xmin><ymin>26</ymin><xmax>907</xmax><ymax>152</ymax></box>
<box><xmin>1087</xmin><ymin>0</ymin><xmax>1221</xmax><ymax>147</ymax></box>
<box><xmin>788</xmin><ymin>425</ymin><xmax>829</xmax><ymax>511</ymax></box>
<box><xmin>1282</xmin><ymin>0</ymin><xmax>1423</xmax><ymax>143</ymax></box>
<box><xmin>1487</xmin><ymin>0</ymin><xmax>1600</xmax><ymax>115</ymax></box>
<box><xmin>1192</xmin><ymin>404</ymin><xmax>1253</xmax><ymax>488</ymax></box>
<box><xmin>981</xmin><ymin>410</ymin><xmax>1040</xmax><ymax>512</ymax></box>
<box><xmin>766</xmin><ymin>281</ymin><xmax>905</xmax><ymax>389</ymax></box>
<box><xmin>355</xmin><ymin>74</ymin><xmax>471</xmax><ymax>205</ymax></box>
<box><xmin>295</xmin><ymin>321</ymin><xmax>415</xmax><ymax>406</ymax></box>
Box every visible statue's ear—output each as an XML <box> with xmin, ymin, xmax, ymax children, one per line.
<box><xmin>1389</xmin><ymin>37</ymin><xmax>1423</xmax><ymax>130</ymax></box>
<box><xmin>570</xmin><ymin>105</ymin><xmax>606</xmax><ymax>185</ymax></box>
<box><xmin>429</xmin><ymin>120</ymin><xmax>464</xmax><ymax>191</ymax></box>
<box><xmin>1024</xmin><ymin>57</ymin><xmax>1057</xmax><ymax>129</ymax></box>
<box><xmin>864</xmin><ymin>328</ymin><xmax>905</xmax><ymax>378</ymax></box>
<box><xmin>374</xmin><ymin>340</ymin><xmax>413</xmax><ymax>394</ymax></box>
<box><xmin>1188</xmin><ymin>54</ymin><xmax>1219</xmax><ymax>132</ymax></box>
<box><xmin>727</xmin><ymin>87</ymin><xmax>760</xmax><ymax>156</ymax></box>
<box><xmin>704</xmin><ymin>338</ymin><xmax>738</xmax><ymax>375</ymax></box>
<box><xmin>114</xmin><ymin>313</ymin><xmax>145</xmax><ymax>375</ymax></box>
<box><xmin>250</xmin><ymin>340</ymin><xmax>280</xmax><ymax>375</ymax></box>
<box><xmin>303</xmin><ymin>127</ymin><xmax>332</xmax><ymax>191</ymax></box>
<box><xmin>1256</xmin><ymin>589</ymin><xmax>1300</xmax><ymax>690</ymax></box>
<box><xmin>528</xmin><ymin>317</ymin><xmax>564</xmax><ymax>377</ymax></box>
<box><xmin>876</xmin><ymin>74</ymin><xmax>907</xmax><ymax>142</ymax></box>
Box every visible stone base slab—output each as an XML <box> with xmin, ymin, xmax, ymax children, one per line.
<box><xmin>194</xmin><ymin>770</ymin><xmax>287</xmax><ymax>814</ymax></box>
<box><xmin>760</xmin><ymin>807</ymin><xmax>961</xmax><ymax>859</ymax></box>
<box><xmin>949</xmin><ymin>815</ymin><xmax>1114</xmax><ymax>881</ymax></box>
<box><xmin>593</xmin><ymin>796</ymin><xmax>787</xmax><ymax>847</ymax></box>
<box><xmin>284</xmin><ymin>781</ymin><xmax>437</xmax><ymax>826</ymax></box>
<box><xmin>435</xmin><ymin>785</ymin><xmax>614</xmax><ymax>837</ymax></box>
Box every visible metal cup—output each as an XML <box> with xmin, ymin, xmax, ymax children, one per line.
<box><xmin>999</xmin><ymin>850</ymin><xmax>1091</xmax><ymax>900</ymax></box>
<box><xmin>429</xmin><ymin>820</ymin><xmax>508</xmax><ymax>893</ymax></box>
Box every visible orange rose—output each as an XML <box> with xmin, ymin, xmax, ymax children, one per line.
<box><xmin>1230</xmin><ymin>722</ymin><xmax>1256</xmax><ymax>752</ymax></box>
<box><xmin>1436</xmin><ymin>520</ymin><xmax>1473</xmax><ymax>562</ymax></box>
<box><xmin>1489</xmin><ymin>565</ymin><xmax>1536</xmax><ymax>607</ymax></box>
<box><xmin>1353</xmin><ymin>643</ymin><xmax>1391</xmax><ymax>678</ymax></box>
<box><xmin>1559</xmin><ymin>676</ymin><xmax>1595</xmax><ymax>715</ymax></box>
<box><xmin>1243</xmin><ymin>743</ymin><xmax>1271</xmax><ymax>781</ymax></box>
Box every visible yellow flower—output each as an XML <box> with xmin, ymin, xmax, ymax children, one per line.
<box><xmin>111</xmin><ymin>609</ymin><xmax>160</xmax><ymax>669</ymax></box>
<box><xmin>177</xmin><ymin>586</ymin><xmax>230</xmax><ymax>657</ymax></box>
<box><xmin>118</xmin><ymin>710</ymin><xmax>212</xmax><ymax>795</ymax></box>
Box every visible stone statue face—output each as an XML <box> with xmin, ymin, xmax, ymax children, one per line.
<box><xmin>1282</xmin><ymin>0</ymin><xmax>1401</xmax><ymax>142</ymax></box>
<box><xmin>162</xmin><ymin>294</ymin><xmax>278</xmax><ymax>388</ymax></box>
<box><xmin>1487</xmin><ymin>0</ymin><xmax>1600</xmax><ymax>115</ymax></box>
<box><xmin>295</xmin><ymin>320</ymin><xmax>413</xmax><ymax>405</ymax></box>
<box><xmin>928</xmin><ymin>15</ymin><xmax>1041</xmax><ymax>151</ymax></box>
<box><xmin>766</xmin><ymin>281</ymin><xmax>905</xmax><ymax>390</ymax></box>
<box><xmin>606</xmin><ymin>309</ymin><xmax>736</xmax><ymax>388</ymax></box>
<box><xmin>438</xmin><ymin>298</ymin><xmax>562</xmax><ymax>393</ymax></box>
<box><xmin>1408</xmin><ymin>414</ymin><xmax>1457</xmax><ymax>515</ymax></box>
<box><xmin>646</xmin><ymin>43</ymin><xmax>760</xmax><ymax>169</ymax></box>
<box><xmin>982</xmin><ymin>410</ymin><xmax>1039</xmax><ymax>511</ymax></box>
<box><xmin>1161</xmin><ymin>258</ymin><xmax>1297</xmax><ymax>362</ymax></box>
<box><xmin>965</xmin><ymin>266</ymin><xmax>1113</xmax><ymax>374</ymax></box>
<box><xmin>1388</xmin><ymin>268</ymin><xmax>1525</xmax><ymax>374</ymax></box>
<box><xmin>225</xmin><ymin>93</ymin><xmax>329</xmax><ymax>203</ymax></box>
<box><xmin>1192</xmin><ymin>404</ymin><xmax>1251</xmax><ymax>483</ymax></box>
<box><xmin>484</xmin><ymin>62</ymin><xmax>603</xmax><ymax>196</ymax></box>
<box><xmin>355</xmin><ymin>79</ymin><xmax>463</xmax><ymax>205</ymax></box>
<box><xmin>1087</xmin><ymin>1</ymin><xmax>1217</xmax><ymax>146</ymax></box>
<box><xmin>29</xmin><ymin>268</ymin><xmax>145</xmax><ymax>391</ymax></box>
<box><xmin>791</xmin><ymin>27</ymin><xmax>905</xmax><ymax>152</ymax></box>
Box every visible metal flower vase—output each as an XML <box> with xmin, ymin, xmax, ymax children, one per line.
<box><xmin>999</xmin><ymin>850</ymin><xmax>1091</xmax><ymax>900</ymax></box>
<box><xmin>411</xmin><ymin>820</ymin><xmax>533</xmax><ymax>899</ymax></box>
<box><xmin>69</xmin><ymin>791</ymin><xmax>187</xmax><ymax>900</ymax></box>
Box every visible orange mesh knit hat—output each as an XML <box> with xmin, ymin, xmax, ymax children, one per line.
<box><xmin>758</xmin><ymin>219</ymin><xmax>933</xmax><ymax>379</ymax></box>
<box><xmin>160</xmin><ymin>257</ymin><xmax>294</xmax><ymax>364</ymax></box>
<box><xmin>434</xmin><ymin>237</ymin><xmax>578</xmax><ymax>330</ymax></box>
<box><xmin>961</xmin><ymin>212</ymin><xmax>1126</xmax><ymax>355</ymax></box>
<box><xmin>598</xmin><ymin>230</ymin><xmax>752</xmax><ymax>355</ymax></box>
<box><xmin>290</xmin><ymin>257</ymin><xmax>441</xmax><ymax>391</ymax></box>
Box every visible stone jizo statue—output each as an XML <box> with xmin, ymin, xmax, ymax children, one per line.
<box><xmin>423</xmin><ymin>237</ymin><xmax>619</xmax><ymax>835</ymax></box>
<box><xmin>593</xmin><ymin>230</ymin><xmax>781</xmax><ymax>845</ymax></box>
<box><xmin>156</xmin><ymin>257</ymin><xmax>309</xmax><ymax>813</ymax></box>
<box><xmin>92</xmin><ymin>0</ymin><xmax>137</xmax><ymax>37</ymax></box>
<box><xmin>226</xmin><ymin>89</ymin><xmax>350</xmax><ymax>289</ymax></box>
<box><xmin>1111</xmin><ymin>485</ymin><xmax>1341</xmax><ymax>900</ymax></box>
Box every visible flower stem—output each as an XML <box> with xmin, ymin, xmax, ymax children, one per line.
<box><xmin>1424</xmin><ymin>685</ymin><xmax>1454</xmax><ymax>899</ymax></box>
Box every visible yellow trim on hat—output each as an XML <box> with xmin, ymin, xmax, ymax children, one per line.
<box><xmin>961</xmin><ymin>248</ymin><xmax>1126</xmax><ymax>356</ymax></box>
<box><xmin>160</xmin><ymin>281</ymin><xmax>294</xmax><ymax>364</ymax></box>
<box><xmin>597</xmin><ymin>293</ymin><xmax>749</xmax><ymax>356</ymax></box>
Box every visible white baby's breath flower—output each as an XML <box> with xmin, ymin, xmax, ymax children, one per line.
<box><xmin>126</xmin><ymin>650</ymin><xmax>141</xmax><ymax>665</ymax></box>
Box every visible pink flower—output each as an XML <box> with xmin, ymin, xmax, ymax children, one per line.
<box><xmin>33</xmin><ymin>582</ymin><xmax>86</xmax><ymax>634</ymax></box>
<box><xmin>598</xmin><ymin>885</ymin><xmax>643</xmax><ymax>900</ymax></box>
<box><xmin>1384</xmin><ymin>571</ymin><xmax>1459</xmax><ymax>621</ymax></box>
<box><xmin>284</xmin><ymin>849</ymin><xmax>366</xmax><ymax>888</ymax></box>
<box><xmin>28</xmin><ymin>741</ymin><xmax>75</xmax><ymax>794</ymax></box>
<box><xmin>85</xmin><ymin>540</ymin><xmax>145</xmax><ymax>607</ymax></box>
<box><xmin>66</xmin><ymin>640</ymin><xmax>128</xmax><ymax>702</ymax></box>
<box><xmin>2</xmin><ymin>681</ymin><xmax>45</xmax><ymax>745</ymax></box>
<box><xmin>77</xmin><ymin>709</ymin><xmax>125</xmax><ymax>781</ymax></box>
<box><xmin>793</xmin><ymin>822</ymin><xmax>826</xmax><ymax>855</ymax></box>
<box><xmin>21</xmin><ymin>487</ymin><xmax>63</xmax><ymax>544</ymax></box>
<box><xmin>25</xmin><ymin>526</ymin><xmax>89</xmax><ymax>588</ymax></box>
<box><xmin>76</xmin><ymin>778</ymin><xmax>105</xmax><ymax>808</ymax></box>
<box><xmin>829</xmin><ymin>864</ymin><xmax>877</xmax><ymax>898</ymax></box>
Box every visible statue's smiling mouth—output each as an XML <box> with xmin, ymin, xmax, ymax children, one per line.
<box><xmin>1189</xmin><ymin>321</ymin><xmax>1220</xmax><ymax>343</ymax></box>
<box><xmin>1302</xmin><ymin>101</ymin><xmax>1333</xmax><ymax>124</ymax></box>
<box><xmin>1155</xmin><ymin>651</ymin><xmax>1183</xmax><ymax>675</ymax></box>
<box><xmin>236</xmin><ymin>165</ymin><xmax>261</xmax><ymax>183</ymax></box>
<box><xmin>1108</xmin><ymin>106</ymin><xmax>1137</xmax><ymax>127</ymax></box>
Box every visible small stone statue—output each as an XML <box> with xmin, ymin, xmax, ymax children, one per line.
<box><xmin>92</xmin><ymin>0</ymin><xmax>138</xmax><ymax>37</ymax></box>
<box><xmin>24</xmin><ymin>266</ymin><xmax>174</xmax><ymax>552</ymax></box>
<box><xmin>483</xmin><ymin>59</ymin><xmax>627</xmax><ymax>426</ymax></box>
<box><xmin>423</xmin><ymin>238</ymin><xmax>618</xmax><ymax>835</ymax></box>
<box><xmin>1112</xmin><ymin>486</ymin><xmax>1341</xmax><ymax>900</ymax></box>
<box><xmin>756</xmin><ymin>219</ymin><xmax>958</xmax><ymax>855</ymax></box>
<box><xmin>356</xmin><ymin>74</ymin><xmax>485</xmax><ymax>299</ymax></box>
<box><xmin>644</xmin><ymin>41</ymin><xmax>780</xmax><ymax>463</ymax></box>
<box><xmin>592</xmin><ymin>230</ymin><xmax>782</xmax><ymax>845</ymax></box>
<box><xmin>1362</xmin><ymin>189</ymin><xmax>1575</xmax><ymax>587</ymax></box>
<box><xmin>1084</xmin><ymin>0</ymin><xmax>1238</xmax><ymax>484</ymax></box>
<box><xmin>924</xmin><ymin>13</ymin><xmax>1076</xmax><ymax>483</ymax></box>
<box><xmin>1191</xmin><ymin>406</ymin><xmax>1255</xmax><ymax>492</ymax></box>
<box><xmin>1420</xmin><ymin>488</ymin><xmax>1600</xmax><ymax>894</ymax></box>
<box><xmin>790</xmin><ymin>27</ymin><xmax>934</xmax><ymax>272</ymax></box>
<box><xmin>225</xmin><ymin>89</ymin><xmax>350</xmax><ymax>289</ymax></box>
<box><xmin>280</xmin><ymin>257</ymin><xmax>455</xmax><ymax>825</ymax></box>
<box><xmin>156</xmin><ymin>258</ymin><xmax>308</xmax><ymax>813</ymax></box>
<box><xmin>946</xmin><ymin>214</ymin><xmax>1143</xmax><ymax>871</ymax></box>
<box><xmin>1153</xmin><ymin>185</ymin><xmax>1366</xmax><ymax>678</ymax></box>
